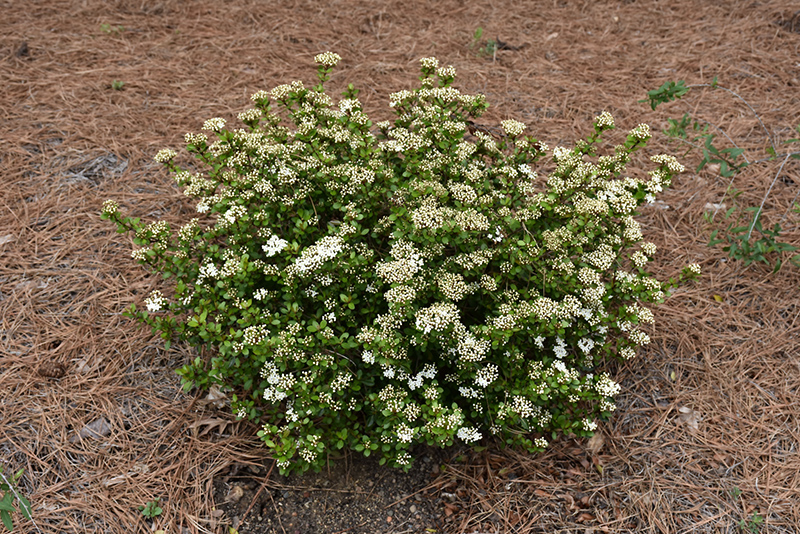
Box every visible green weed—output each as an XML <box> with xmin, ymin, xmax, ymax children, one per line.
<box><xmin>138</xmin><ymin>498</ymin><xmax>163</xmax><ymax>519</ymax></box>
<box><xmin>644</xmin><ymin>78</ymin><xmax>800</xmax><ymax>270</ymax></box>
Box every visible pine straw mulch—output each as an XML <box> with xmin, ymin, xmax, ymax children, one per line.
<box><xmin>2</xmin><ymin>0</ymin><xmax>800</xmax><ymax>532</ymax></box>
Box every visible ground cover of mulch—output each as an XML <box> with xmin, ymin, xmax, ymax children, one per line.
<box><xmin>2</xmin><ymin>0</ymin><xmax>800</xmax><ymax>532</ymax></box>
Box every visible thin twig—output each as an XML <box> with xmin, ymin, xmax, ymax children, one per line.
<box><xmin>746</xmin><ymin>153</ymin><xmax>791</xmax><ymax>241</ymax></box>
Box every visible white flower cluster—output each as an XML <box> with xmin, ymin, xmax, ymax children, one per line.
<box><xmin>314</xmin><ymin>51</ymin><xmax>341</xmax><ymax>67</ymax></box>
<box><xmin>487</xmin><ymin>226</ymin><xmax>504</xmax><ymax>244</ymax></box>
<box><xmin>686</xmin><ymin>263</ymin><xmax>701</xmax><ymax>275</ymax></box>
<box><xmin>101</xmin><ymin>199</ymin><xmax>119</xmax><ymax>216</ymax></box>
<box><xmin>448</xmin><ymin>182</ymin><xmax>477</xmax><ymax>205</ymax></box>
<box><xmin>629</xmin><ymin>123</ymin><xmax>651</xmax><ymax>140</ymax></box>
<box><xmin>237</xmin><ymin>108</ymin><xmax>261</xmax><ymax>123</ymax></box>
<box><xmin>262</xmin><ymin>234</ymin><xmax>289</xmax><ymax>257</ymax></box>
<box><xmin>384</xmin><ymin>284</ymin><xmax>417</xmax><ymax>304</ymax></box>
<box><xmin>594</xmin><ymin>373</ymin><xmax>621</xmax><ymax>397</ymax></box>
<box><xmin>153</xmin><ymin>148</ymin><xmax>177</xmax><ymax>163</ymax></box>
<box><xmin>419</xmin><ymin>57</ymin><xmax>439</xmax><ymax>70</ymax></box>
<box><xmin>550</xmin><ymin>360</ymin><xmax>580</xmax><ymax>384</ymax></box>
<box><xmin>651</xmin><ymin>154</ymin><xmax>685</xmax><ymax>174</ymax></box>
<box><xmin>407</xmin><ymin>363</ymin><xmax>436</xmax><ymax>391</ymax></box>
<box><xmin>220</xmin><ymin>205</ymin><xmax>246</xmax><ymax>227</ymax></box>
<box><xmin>501</xmin><ymin>119</ymin><xmax>526</xmax><ymax>137</ymax></box>
<box><xmin>631</xmin><ymin>251</ymin><xmax>648</xmax><ymax>268</ymax></box>
<box><xmin>436</xmin><ymin>271</ymin><xmax>472</xmax><ymax>301</ymax></box>
<box><xmin>457</xmin><ymin>426</ymin><xmax>482</xmax><ymax>443</ymax></box>
<box><xmin>261</xmin><ymin>362</ymin><xmax>297</xmax><ymax>402</ymax></box>
<box><xmin>456</xmin><ymin>332</ymin><xmax>491</xmax><ymax>362</ymax></box>
<box><xmin>578</xmin><ymin>338</ymin><xmax>595</xmax><ymax>354</ymax></box>
<box><xmin>595</xmin><ymin>111</ymin><xmax>614</xmax><ymax>129</ymax></box>
<box><xmin>330</xmin><ymin>372</ymin><xmax>352</xmax><ymax>392</ymax></box>
<box><xmin>270</xmin><ymin>80</ymin><xmax>305</xmax><ymax>100</ymax></box>
<box><xmin>131</xmin><ymin>248</ymin><xmax>150</xmax><ymax>261</ymax></box>
<box><xmin>436</xmin><ymin>65</ymin><xmax>456</xmax><ymax>78</ymax></box>
<box><xmin>376</xmin><ymin>240</ymin><xmax>423</xmax><ymax>284</ymax></box>
<box><xmin>292</xmin><ymin>235</ymin><xmax>345</xmax><ymax>274</ymax></box>
<box><xmin>144</xmin><ymin>290</ymin><xmax>168</xmax><ymax>312</ymax></box>
<box><xmin>553</xmin><ymin>337</ymin><xmax>568</xmax><ymax>359</ymax></box>
<box><xmin>628</xmin><ymin>330</ymin><xmax>650</xmax><ymax>346</ymax></box>
<box><xmin>185</xmin><ymin>132</ymin><xmax>208</xmax><ymax>145</ymax></box>
<box><xmin>584</xmin><ymin>244</ymin><xmax>616</xmax><ymax>271</ymax></box>
<box><xmin>396</xmin><ymin>423</ymin><xmax>415</xmax><ymax>443</ymax></box>
<box><xmin>475</xmin><ymin>363</ymin><xmax>499</xmax><ymax>388</ymax></box>
<box><xmin>596</xmin><ymin>180</ymin><xmax>637</xmax><ymax>215</ymax></box>
<box><xmin>459</xmin><ymin>386</ymin><xmax>481</xmax><ymax>399</ymax></box>
<box><xmin>415</xmin><ymin>302</ymin><xmax>460</xmax><ymax>334</ymax></box>
<box><xmin>202</xmin><ymin>117</ymin><xmax>226</xmax><ymax>132</ymax></box>
<box><xmin>198</xmin><ymin>260</ymin><xmax>219</xmax><ymax>280</ymax></box>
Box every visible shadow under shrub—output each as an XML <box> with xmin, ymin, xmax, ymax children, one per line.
<box><xmin>102</xmin><ymin>53</ymin><xmax>698</xmax><ymax>474</ymax></box>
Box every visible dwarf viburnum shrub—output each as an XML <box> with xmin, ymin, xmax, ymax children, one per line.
<box><xmin>102</xmin><ymin>53</ymin><xmax>699</xmax><ymax>474</ymax></box>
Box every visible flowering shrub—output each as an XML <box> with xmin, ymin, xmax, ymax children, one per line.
<box><xmin>102</xmin><ymin>53</ymin><xmax>699</xmax><ymax>474</ymax></box>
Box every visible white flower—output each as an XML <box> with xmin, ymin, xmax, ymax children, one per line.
<box><xmin>293</xmin><ymin>235</ymin><xmax>345</xmax><ymax>274</ymax></box>
<box><xmin>101</xmin><ymin>199</ymin><xmax>119</xmax><ymax>216</ymax></box>
<box><xmin>595</xmin><ymin>111</ymin><xmax>614</xmax><ymax>129</ymax></box>
<box><xmin>475</xmin><ymin>363</ymin><xmax>499</xmax><ymax>388</ymax></box>
<box><xmin>396</xmin><ymin>423</ymin><xmax>414</xmax><ymax>443</ymax></box>
<box><xmin>202</xmin><ymin>117</ymin><xmax>226</xmax><ymax>132</ymax></box>
<box><xmin>595</xmin><ymin>373</ymin><xmax>621</xmax><ymax>397</ymax></box>
<box><xmin>382</xmin><ymin>364</ymin><xmax>396</xmax><ymax>379</ymax></box>
<box><xmin>420</xmin><ymin>57</ymin><xmax>439</xmax><ymax>70</ymax></box>
<box><xmin>314</xmin><ymin>51</ymin><xmax>341</xmax><ymax>67</ymax></box>
<box><xmin>144</xmin><ymin>290</ymin><xmax>167</xmax><ymax>312</ymax></box>
<box><xmin>641</xmin><ymin>242</ymin><xmax>657</xmax><ymax>256</ymax></box>
<box><xmin>459</xmin><ymin>386</ymin><xmax>480</xmax><ymax>399</ymax></box>
<box><xmin>631</xmin><ymin>251</ymin><xmax>648</xmax><ymax>268</ymax></box>
<box><xmin>457</xmin><ymin>426</ymin><xmax>482</xmax><ymax>443</ymax></box>
<box><xmin>415</xmin><ymin>302</ymin><xmax>460</xmax><ymax>334</ymax></box>
<box><xmin>578</xmin><ymin>338</ymin><xmax>595</xmax><ymax>354</ymax></box>
<box><xmin>487</xmin><ymin>226</ymin><xmax>504</xmax><ymax>244</ymax></box>
<box><xmin>436</xmin><ymin>65</ymin><xmax>456</xmax><ymax>78</ymax></box>
<box><xmin>198</xmin><ymin>261</ymin><xmax>219</xmax><ymax>280</ymax></box>
<box><xmin>154</xmin><ymin>148</ymin><xmax>177</xmax><ymax>163</ymax></box>
<box><xmin>629</xmin><ymin>123</ymin><xmax>651</xmax><ymax>140</ymax></box>
<box><xmin>362</xmin><ymin>350</ymin><xmax>374</xmax><ymax>364</ymax></box>
<box><xmin>501</xmin><ymin>119</ymin><xmax>526</xmax><ymax>137</ymax></box>
<box><xmin>263</xmin><ymin>235</ymin><xmax>289</xmax><ymax>257</ymax></box>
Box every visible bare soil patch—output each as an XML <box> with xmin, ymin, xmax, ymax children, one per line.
<box><xmin>2</xmin><ymin>0</ymin><xmax>800</xmax><ymax>533</ymax></box>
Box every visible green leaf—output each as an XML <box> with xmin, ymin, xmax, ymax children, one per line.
<box><xmin>1</xmin><ymin>510</ymin><xmax>12</xmax><ymax>532</ymax></box>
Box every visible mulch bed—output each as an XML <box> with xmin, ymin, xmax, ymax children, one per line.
<box><xmin>2</xmin><ymin>0</ymin><xmax>800</xmax><ymax>532</ymax></box>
